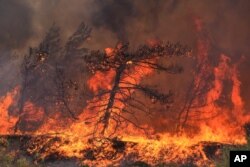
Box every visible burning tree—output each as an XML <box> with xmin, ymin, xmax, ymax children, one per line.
<box><xmin>176</xmin><ymin>17</ymin><xmax>250</xmax><ymax>140</ymax></box>
<box><xmin>15</xmin><ymin>22</ymin><xmax>91</xmax><ymax>132</ymax></box>
<box><xmin>11</xmin><ymin>20</ymin><xmax>191</xmax><ymax>136</ymax></box>
<box><xmin>1</xmin><ymin>19</ymin><xmax>250</xmax><ymax>167</ymax></box>
<box><xmin>14</xmin><ymin>26</ymin><xmax>60</xmax><ymax>131</ymax></box>
<box><xmin>176</xmin><ymin>30</ymin><xmax>213</xmax><ymax>132</ymax></box>
<box><xmin>84</xmin><ymin>41</ymin><xmax>189</xmax><ymax>136</ymax></box>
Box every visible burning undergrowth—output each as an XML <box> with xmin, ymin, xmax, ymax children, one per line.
<box><xmin>0</xmin><ymin>18</ymin><xmax>250</xmax><ymax>167</ymax></box>
<box><xmin>0</xmin><ymin>134</ymin><xmax>229</xmax><ymax>166</ymax></box>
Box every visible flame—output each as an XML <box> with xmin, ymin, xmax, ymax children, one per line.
<box><xmin>174</xmin><ymin>20</ymin><xmax>250</xmax><ymax>147</ymax></box>
<box><xmin>88</xmin><ymin>70</ymin><xmax>115</xmax><ymax>92</ymax></box>
<box><xmin>0</xmin><ymin>87</ymin><xmax>19</xmax><ymax>134</ymax></box>
<box><xmin>1</xmin><ymin>47</ymin><xmax>249</xmax><ymax>166</ymax></box>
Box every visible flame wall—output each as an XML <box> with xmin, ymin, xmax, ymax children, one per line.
<box><xmin>0</xmin><ymin>0</ymin><xmax>250</xmax><ymax>143</ymax></box>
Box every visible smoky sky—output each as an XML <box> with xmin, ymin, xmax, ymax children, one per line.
<box><xmin>0</xmin><ymin>0</ymin><xmax>33</xmax><ymax>50</ymax></box>
<box><xmin>0</xmin><ymin>0</ymin><xmax>249</xmax><ymax>53</ymax></box>
<box><xmin>89</xmin><ymin>0</ymin><xmax>182</xmax><ymax>43</ymax></box>
<box><xmin>90</xmin><ymin>0</ymin><xmax>135</xmax><ymax>41</ymax></box>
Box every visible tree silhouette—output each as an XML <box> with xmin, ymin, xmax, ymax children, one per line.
<box><xmin>84</xmin><ymin>42</ymin><xmax>189</xmax><ymax>136</ymax></box>
<box><xmin>15</xmin><ymin>21</ymin><xmax>189</xmax><ymax>136</ymax></box>
<box><xmin>15</xmin><ymin>23</ymin><xmax>91</xmax><ymax>132</ymax></box>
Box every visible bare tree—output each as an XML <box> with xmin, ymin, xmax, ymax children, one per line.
<box><xmin>15</xmin><ymin>22</ymin><xmax>91</xmax><ymax>132</ymax></box>
<box><xmin>53</xmin><ymin>22</ymin><xmax>91</xmax><ymax>120</ymax></box>
<box><xmin>14</xmin><ymin>24</ymin><xmax>61</xmax><ymax>132</ymax></box>
<box><xmin>84</xmin><ymin>42</ymin><xmax>189</xmax><ymax>136</ymax></box>
<box><xmin>176</xmin><ymin>50</ymin><xmax>213</xmax><ymax>132</ymax></box>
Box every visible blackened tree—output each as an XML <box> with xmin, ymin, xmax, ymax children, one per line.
<box><xmin>15</xmin><ymin>23</ymin><xmax>91</xmax><ymax>132</ymax></box>
<box><xmin>84</xmin><ymin>42</ymin><xmax>189</xmax><ymax>136</ymax></box>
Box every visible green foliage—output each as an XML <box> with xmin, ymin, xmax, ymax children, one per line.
<box><xmin>0</xmin><ymin>147</ymin><xmax>34</xmax><ymax>167</ymax></box>
<box><xmin>16</xmin><ymin>158</ymin><xmax>30</xmax><ymax>167</ymax></box>
<box><xmin>80</xmin><ymin>164</ymin><xmax>89</xmax><ymax>167</ymax></box>
<box><xmin>0</xmin><ymin>138</ymin><xmax>8</xmax><ymax>147</ymax></box>
<box><xmin>0</xmin><ymin>151</ymin><xmax>12</xmax><ymax>167</ymax></box>
<box><xmin>156</xmin><ymin>163</ymin><xmax>179</xmax><ymax>167</ymax></box>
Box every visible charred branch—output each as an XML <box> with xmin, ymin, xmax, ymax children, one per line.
<box><xmin>84</xmin><ymin>42</ymin><xmax>189</xmax><ymax>136</ymax></box>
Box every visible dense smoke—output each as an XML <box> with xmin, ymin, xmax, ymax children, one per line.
<box><xmin>1</xmin><ymin>0</ymin><xmax>249</xmax><ymax>52</ymax></box>
<box><xmin>0</xmin><ymin>0</ymin><xmax>33</xmax><ymax>50</ymax></box>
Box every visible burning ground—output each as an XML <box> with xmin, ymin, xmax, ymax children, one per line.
<box><xmin>1</xmin><ymin>0</ymin><xmax>250</xmax><ymax>167</ymax></box>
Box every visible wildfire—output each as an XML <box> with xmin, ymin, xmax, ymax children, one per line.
<box><xmin>0</xmin><ymin>18</ymin><xmax>250</xmax><ymax>167</ymax></box>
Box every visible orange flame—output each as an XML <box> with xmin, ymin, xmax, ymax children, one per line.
<box><xmin>0</xmin><ymin>87</ymin><xmax>19</xmax><ymax>134</ymax></box>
